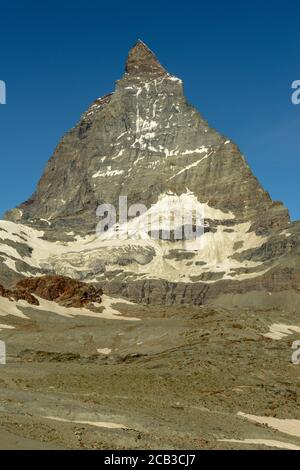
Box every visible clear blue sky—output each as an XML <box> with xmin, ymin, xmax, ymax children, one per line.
<box><xmin>0</xmin><ymin>0</ymin><xmax>299</xmax><ymax>219</ymax></box>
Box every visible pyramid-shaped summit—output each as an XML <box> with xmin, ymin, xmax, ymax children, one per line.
<box><xmin>125</xmin><ymin>40</ymin><xmax>167</xmax><ymax>77</ymax></box>
<box><xmin>5</xmin><ymin>40</ymin><xmax>288</xmax><ymax>238</ymax></box>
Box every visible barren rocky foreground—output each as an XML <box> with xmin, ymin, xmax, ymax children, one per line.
<box><xmin>1</xmin><ymin>294</ymin><xmax>300</xmax><ymax>450</ymax></box>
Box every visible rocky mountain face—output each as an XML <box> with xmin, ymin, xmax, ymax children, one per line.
<box><xmin>1</xmin><ymin>40</ymin><xmax>299</xmax><ymax>307</ymax></box>
<box><xmin>5</xmin><ymin>40</ymin><xmax>288</xmax><ymax>233</ymax></box>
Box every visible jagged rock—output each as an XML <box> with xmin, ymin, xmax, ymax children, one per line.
<box><xmin>0</xmin><ymin>283</ymin><xmax>39</xmax><ymax>305</ymax></box>
<box><xmin>1</xmin><ymin>275</ymin><xmax>103</xmax><ymax>308</ymax></box>
<box><xmin>16</xmin><ymin>275</ymin><xmax>103</xmax><ymax>307</ymax></box>
<box><xmin>125</xmin><ymin>40</ymin><xmax>167</xmax><ymax>77</ymax></box>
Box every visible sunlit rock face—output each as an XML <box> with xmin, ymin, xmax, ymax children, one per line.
<box><xmin>4</xmin><ymin>40</ymin><xmax>288</xmax><ymax>235</ymax></box>
<box><xmin>2</xmin><ymin>40</ymin><xmax>298</xmax><ymax>306</ymax></box>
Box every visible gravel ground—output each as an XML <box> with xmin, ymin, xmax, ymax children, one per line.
<box><xmin>0</xmin><ymin>301</ymin><xmax>300</xmax><ymax>449</ymax></box>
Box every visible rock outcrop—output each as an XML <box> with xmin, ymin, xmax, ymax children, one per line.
<box><xmin>0</xmin><ymin>283</ymin><xmax>39</xmax><ymax>305</ymax></box>
<box><xmin>0</xmin><ymin>275</ymin><xmax>103</xmax><ymax>308</ymax></box>
<box><xmin>16</xmin><ymin>275</ymin><xmax>103</xmax><ymax>307</ymax></box>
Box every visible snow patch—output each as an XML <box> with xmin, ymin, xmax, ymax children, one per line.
<box><xmin>97</xmin><ymin>348</ymin><xmax>112</xmax><ymax>355</ymax></box>
<box><xmin>263</xmin><ymin>323</ymin><xmax>300</xmax><ymax>340</ymax></box>
<box><xmin>30</xmin><ymin>295</ymin><xmax>140</xmax><ymax>321</ymax></box>
<box><xmin>238</xmin><ymin>412</ymin><xmax>300</xmax><ymax>439</ymax></box>
<box><xmin>0</xmin><ymin>296</ymin><xmax>29</xmax><ymax>319</ymax></box>
<box><xmin>0</xmin><ymin>323</ymin><xmax>15</xmax><ymax>331</ymax></box>
<box><xmin>181</xmin><ymin>146</ymin><xmax>209</xmax><ymax>156</ymax></box>
<box><xmin>169</xmin><ymin>151</ymin><xmax>214</xmax><ymax>180</ymax></box>
<box><xmin>43</xmin><ymin>415</ymin><xmax>127</xmax><ymax>429</ymax></box>
<box><xmin>92</xmin><ymin>167</ymin><xmax>124</xmax><ymax>178</ymax></box>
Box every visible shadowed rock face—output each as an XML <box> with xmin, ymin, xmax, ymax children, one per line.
<box><xmin>4</xmin><ymin>40</ymin><xmax>288</xmax><ymax>236</ymax></box>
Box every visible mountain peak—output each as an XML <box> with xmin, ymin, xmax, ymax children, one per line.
<box><xmin>125</xmin><ymin>40</ymin><xmax>167</xmax><ymax>77</ymax></box>
<box><xmin>5</xmin><ymin>40</ymin><xmax>289</xmax><ymax>240</ymax></box>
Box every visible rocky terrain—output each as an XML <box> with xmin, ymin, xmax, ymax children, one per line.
<box><xmin>1</xmin><ymin>294</ymin><xmax>300</xmax><ymax>450</ymax></box>
<box><xmin>0</xmin><ymin>275</ymin><xmax>103</xmax><ymax>308</ymax></box>
<box><xmin>0</xmin><ymin>41</ymin><xmax>300</xmax><ymax>450</ymax></box>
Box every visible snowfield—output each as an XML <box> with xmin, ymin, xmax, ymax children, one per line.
<box><xmin>0</xmin><ymin>191</ymin><xmax>268</xmax><ymax>284</ymax></box>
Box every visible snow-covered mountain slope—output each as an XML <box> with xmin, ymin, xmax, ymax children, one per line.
<box><xmin>1</xmin><ymin>203</ymin><xmax>300</xmax><ymax>306</ymax></box>
<box><xmin>0</xmin><ymin>189</ymin><xmax>267</xmax><ymax>286</ymax></box>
